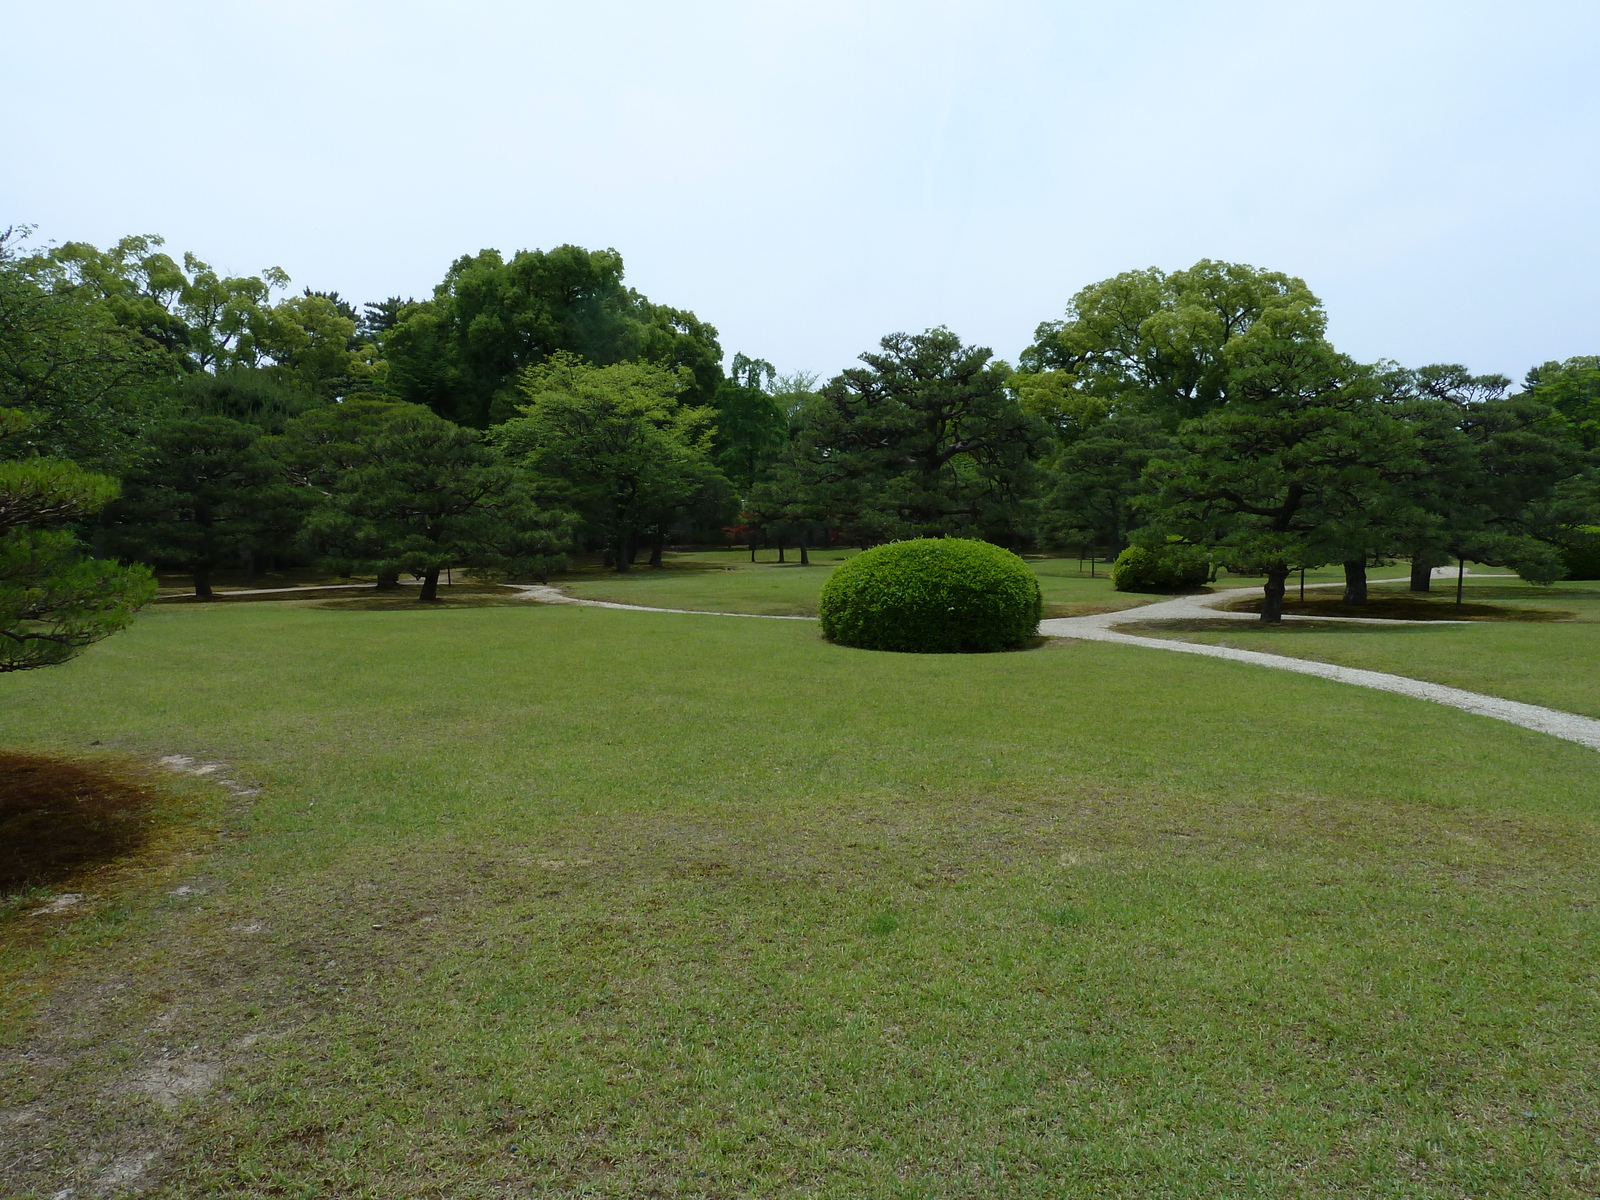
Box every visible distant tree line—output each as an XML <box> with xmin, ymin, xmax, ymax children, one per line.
<box><xmin>6</xmin><ymin>224</ymin><xmax>1600</xmax><ymax>671</ymax></box>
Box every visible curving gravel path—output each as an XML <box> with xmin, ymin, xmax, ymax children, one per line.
<box><xmin>1038</xmin><ymin>582</ymin><xmax>1600</xmax><ymax>752</ymax></box>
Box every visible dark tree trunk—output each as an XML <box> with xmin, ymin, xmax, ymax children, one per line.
<box><xmin>1261</xmin><ymin>566</ymin><xmax>1289</xmax><ymax>623</ymax></box>
<box><xmin>799</xmin><ymin>539</ymin><xmax>810</xmax><ymax>566</ymax></box>
<box><xmin>1410</xmin><ymin>560</ymin><xmax>1432</xmax><ymax>592</ymax></box>
<box><xmin>649</xmin><ymin>529</ymin><xmax>664</xmax><ymax>568</ymax></box>
<box><xmin>778</xmin><ymin>544</ymin><xmax>785</xmax><ymax>563</ymax></box>
<box><xmin>1342</xmin><ymin>559</ymin><xmax>1368</xmax><ymax>605</ymax></box>
<box><xmin>376</xmin><ymin>568</ymin><xmax>401</xmax><ymax>591</ymax></box>
<box><xmin>749</xmin><ymin>539</ymin><xmax>757</xmax><ymax>562</ymax></box>
<box><xmin>418</xmin><ymin>566</ymin><xmax>441</xmax><ymax>601</ymax></box>
<box><xmin>193</xmin><ymin>565</ymin><xmax>213</xmax><ymax>599</ymax></box>
<box><xmin>615</xmin><ymin>534</ymin><xmax>632</xmax><ymax>573</ymax></box>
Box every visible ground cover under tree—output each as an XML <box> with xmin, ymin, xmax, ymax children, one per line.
<box><xmin>2</xmin><ymin>601</ymin><xmax>1599</xmax><ymax>1197</ymax></box>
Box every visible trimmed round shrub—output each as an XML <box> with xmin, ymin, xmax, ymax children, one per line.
<box><xmin>819</xmin><ymin>538</ymin><xmax>1041</xmax><ymax>653</ymax></box>
<box><xmin>1110</xmin><ymin>545</ymin><xmax>1210</xmax><ymax>593</ymax></box>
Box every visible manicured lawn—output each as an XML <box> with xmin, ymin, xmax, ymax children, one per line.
<box><xmin>562</xmin><ymin>550</ymin><xmax>1164</xmax><ymax>617</ymax></box>
<box><xmin>1128</xmin><ymin>578</ymin><xmax>1600</xmax><ymax>718</ymax></box>
<box><xmin>3</xmin><ymin>600</ymin><xmax>1599</xmax><ymax>1197</ymax></box>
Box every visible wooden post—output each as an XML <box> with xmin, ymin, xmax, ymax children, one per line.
<box><xmin>1299</xmin><ymin>567</ymin><xmax>1305</xmax><ymax>602</ymax></box>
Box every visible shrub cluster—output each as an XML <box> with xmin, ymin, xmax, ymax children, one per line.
<box><xmin>1559</xmin><ymin>528</ymin><xmax>1600</xmax><ymax>580</ymax></box>
<box><xmin>819</xmin><ymin>538</ymin><xmax>1041</xmax><ymax>653</ymax></box>
<box><xmin>1110</xmin><ymin>545</ymin><xmax>1210</xmax><ymax>593</ymax></box>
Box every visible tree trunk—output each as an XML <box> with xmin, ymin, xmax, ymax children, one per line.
<box><xmin>778</xmin><ymin>543</ymin><xmax>785</xmax><ymax>563</ymax></box>
<box><xmin>376</xmin><ymin>568</ymin><xmax>400</xmax><ymax>591</ymax></box>
<box><xmin>418</xmin><ymin>566</ymin><xmax>441</xmax><ymax>601</ymax></box>
<box><xmin>1261</xmin><ymin>566</ymin><xmax>1289</xmax><ymax>623</ymax></box>
<box><xmin>799</xmin><ymin>539</ymin><xmax>810</xmax><ymax>566</ymax></box>
<box><xmin>616</xmin><ymin>534</ymin><xmax>632</xmax><ymax>573</ymax></box>
<box><xmin>194</xmin><ymin>564</ymin><xmax>212</xmax><ymax>599</ymax></box>
<box><xmin>749</xmin><ymin>539</ymin><xmax>757</xmax><ymax>563</ymax></box>
<box><xmin>1410</xmin><ymin>559</ymin><xmax>1432</xmax><ymax>592</ymax></box>
<box><xmin>1342</xmin><ymin>559</ymin><xmax>1368</xmax><ymax>605</ymax></box>
<box><xmin>649</xmin><ymin>529</ymin><xmax>665</xmax><ymax>568</ymax></box>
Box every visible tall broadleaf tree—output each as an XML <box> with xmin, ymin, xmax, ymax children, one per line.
<box><xmin>382</xmin><ymin>245</ymin><xmax>725</xmax><ymax>428</ymax></box>
<box><xmin>494</xmin><ymin>352</ymin><xmax>731</xmax><ymax>571</ymax></box>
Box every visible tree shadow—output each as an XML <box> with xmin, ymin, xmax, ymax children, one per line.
<box><xmin>0</xmin><ymin>754</ymin><xmax>163</xmax><ymax>894</ymax></box>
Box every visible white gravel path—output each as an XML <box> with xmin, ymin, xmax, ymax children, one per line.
<box><xmin>1039</xmin><ymin>580</ymin><xmax>1600</xmax><ymax>752</ymax></box>
<box><xmin>507</xmin><ymin>584</ymin><xmax>819</xmax><ymax>620</ymax></box>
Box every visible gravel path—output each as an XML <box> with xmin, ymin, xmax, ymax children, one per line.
<box><xmin>1039</xmin><ymin>581</ymin><xmax>1600</xmax><ymax>752</ymax></box>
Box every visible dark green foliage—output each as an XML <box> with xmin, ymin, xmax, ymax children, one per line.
<box><xmin>1556</xmin><ymin>527</ymin><xmax>1600</xmax><ymax>580</ymax></box>
<box><xmin>0</xmin><ymin>408</ymin><xmax>156</xmax><ymax>671</ymax></box>
<box><xmin>277</xmin><ymin>402</ymin><xmax>570</xmax><ymax>599</ymax></box>
<box><xmin>1110</xmin><ymin>544</ymin><xmax>1209</xmax><ymax>593</ymax></box>
<box><xmin>784</xmin><ymin>328</ymin><xmax>1047</xmax><ymax>545</ymax></box>
<box><xmin>104</xmin><ymin>416</ymin><xmax>302</xmax><ymax>596</ymax></box>
<box><xmin>818</xmin><ymin>538</ymin><xmax>1040</xmax><ymax>653</ymax></box>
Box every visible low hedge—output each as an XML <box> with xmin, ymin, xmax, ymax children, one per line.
<box><xmin>819</xmin><ymin>538</ymin><xmax>1041</xmax><ymax>653</ymax></box>
<box><xmin>1110</xmin><ymin>545</ymin><xmax>1210</xmax><ymax>593</ymax></box>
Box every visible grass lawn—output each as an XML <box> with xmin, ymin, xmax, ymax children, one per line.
<box><xmin>3</xmin><ymin>597</ymin><xmax>1600</xmax><ymax>1197</ymax></box>
<box><xmin>1124</xmin><ymin>578</ymin><xmax>1600</xmax><ymax>719</ymax></box>
<box><xmin>560</xmin><ymin>550</ymin><xmax>1167</xmax><ymax>618</ymax></box>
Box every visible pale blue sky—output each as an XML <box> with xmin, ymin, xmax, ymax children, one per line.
<box><xmin>3</xmin><ymin>1</ymin><xmax>1596</xmax><ymax>384</ymax></box>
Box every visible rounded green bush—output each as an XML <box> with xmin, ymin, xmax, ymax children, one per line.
<box><xmin>1110</xmin><ymin>545</ymin><xmax>1210</xmax><ymax>593</ymax></box>
<box><xmin>819</xmin><ymin>538</ymin><xmax>1041</xmax><ymax>653</ymax></box>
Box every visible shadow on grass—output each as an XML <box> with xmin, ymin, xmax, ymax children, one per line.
<box><xmin>0</xmin><ymin>754</ymin><xmax>165</xmax><ymax>894</ymax></box>
<box><xmin>1223</xmin><ymin>594</ymin><xmax>1569</xmax><ymax>622</ymax></box>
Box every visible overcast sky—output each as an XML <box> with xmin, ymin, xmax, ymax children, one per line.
<box><xmin>3</xmin><ymin>1</ymin><xmax>1596</xmax><ymax>384</ymax></box>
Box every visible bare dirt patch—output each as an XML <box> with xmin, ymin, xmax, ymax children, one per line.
<box><xmin>1224</xmin><ymin>593</ymin><xmax>1568</xmax><ymax>621</ymax></box>
<box><xmin>0</xmin><ymin>755</ymin><xmax>166</xmax><ymax>895</ymax></box>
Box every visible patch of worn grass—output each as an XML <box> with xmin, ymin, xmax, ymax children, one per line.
<box><xmin>1</xmin><ymin>602</ymin><xmax>1599</xmax><ymax>1196</ymax></box>
<box><xmin>1223</xmin><ymin>592</ymin><xmax>1568</xmax><ymax>621</ymax></box>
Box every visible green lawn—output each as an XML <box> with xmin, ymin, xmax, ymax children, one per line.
<box><xmin>3</xmin><ymin>598</ymin><xmax>1600</xmax><ymax>1197</ymax></box>
<box><xmin>1126</xmin><ymin>577</ymin><xmax>1600</xmax><ymax>718</ymax></box>
<box><xmin>561</xmin><ymin>549</ymin><xmax>1164</xmax><ymax>617</ymax></box>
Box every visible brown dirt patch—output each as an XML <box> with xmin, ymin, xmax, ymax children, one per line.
<box><xmin>1224</xmin><ymin>593</ymin><xmax>1569</xmax><ymax>622</ymax></box>
<box><xmin>0</xmin><ymin>754</ymin><xmax>164</xmax><ymax>894</ymax></box>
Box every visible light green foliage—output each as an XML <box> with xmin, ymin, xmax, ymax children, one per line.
<box><xmin>381</xmin><ymin>244</ymin><xmax>725</xmax><ymax>427</ymax></box>
<box><xmin>24</xmin><ymin>235</ymin><xmax>378</xmax><ymax>402</ymax></box>
<box><xmin>496</xmin><ymin>352</ymin><xmax>730</xmax><ymax>570</ymax></box>
<box><xmin>0</xmin><ymin>230</ymin><xmax>174</xmax><ymax>471</ymax></box>
<box><xmin>819</xmin><ymin>537</ymin><xmax>1041</xmax><ymax>652</ymax></box>
<box><xmin>1020</xmin><ymin>259</ymin><xmax>1325</xmax><ymax>424</ymax></box>
<box><xmin>3</xmin><ymin>604</ymin><xmax>1600</xmax><ymax>1194</ymax></box>
<box><xmin>1523</xmin><ymin>355</ymin><xmax>1600</xmax><ymax>450</ymax></box>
